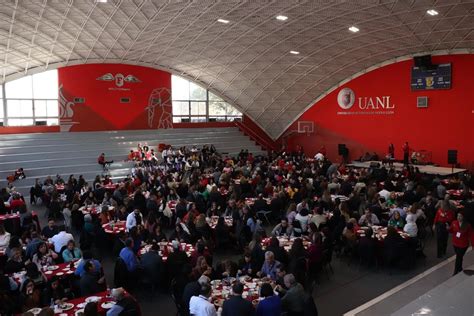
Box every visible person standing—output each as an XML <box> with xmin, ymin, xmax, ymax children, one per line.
<box><xmin>448</xmin><ymin>211</ymin><xmax>472</xmax><ymax>275</ymax></box>
<box><xmin>402</xmin><ymin>142</ymin><xmax>409</xmax><ymax>166</ymax></box>
<box><xmin>387</xmin><ymin>143</ymin><xmax>395</xmax><ymax>166</ymax></box>
<box><xmin>432</xmin><ymin>201</ymin><xmax>455</xmax><ymax>258</ymax></box>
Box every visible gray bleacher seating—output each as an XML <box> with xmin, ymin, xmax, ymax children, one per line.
<box><xmin>0</xmin><ymin>127</ymin><xmax>266</xmax><ymax>198</ymax></box>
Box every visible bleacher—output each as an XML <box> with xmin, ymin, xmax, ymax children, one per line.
<box><xmin>0</xmin><ymin>127</ymin><xmax>266</xmax><ymax>198</ymax></box>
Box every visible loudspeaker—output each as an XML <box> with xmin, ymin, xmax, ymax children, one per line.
<box><xmin>448</xmin><ymin>150</ymin><xmax>457</xmax><ymax>165</ymax></box>
<box><xmin>338</xmin><ymin>144</ymin><xmax>346</xmax><ymax>155</ymax></box>
<box><xmin>35</xmin><ymin>121</ymin><xmax>47</xmax><ymax>126</ymax></box>
<box><xmin>414</xmin><ymin>55</ymin><xmax>432</xmax><ymax>68</ymax></box>
<box><xmin>338</xmin><ymin>144</ymin><xmax>348</xmax><ymax>157</ymax></box>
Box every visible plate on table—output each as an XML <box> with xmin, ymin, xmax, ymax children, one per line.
<box><xmin>44</xmin><ymin>270</ymin><xmax>53</xmax><ymax>275</ymax></box>
<box><xmin>210</xmin><ymin>280</ymin><xmax>220</xmax><ymax>286</ymax></box>
<box><xmin>27</xmin><ymin>307</ymin><xmax>42</xmax><ymax>315</ymax></box>
<box><xmin>85</xmin><ymin>296</ymin><xmax>101</xmax><ymax>303</ymax></box>
<box><xmin>47</xmin><ymin>265</ymin><xmax>59</xmax><ymax>271</ymax></box>
<box><xmin>74</xmin><ymin>309</ymin><xmax>84</xmax><ymax>316</ymax></box>
<box><xmin>59</xmin><ymin>303</ymin><xmax>74</xmax><ymax>311</ymax></box>
<box><xmin>101</xmin><ymin>301</ymin><xmax>116</xmax><ymax>309</ymax></box>
<box><xmin>56</xmin><ymin>272</ymin><xmax>64</xmax><ymax>276</ymax></box>
<box><xmin>77</xmin><ymin>302</ymin><xmax>87</xmax><ymax>309</ymax></box>
<box><xmin>239</xmin><ymin>275</ymin><xmax>251</xmax><ymax>283</ymax></box>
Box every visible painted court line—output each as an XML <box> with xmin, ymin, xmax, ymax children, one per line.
<box><xmin>343</xmin><ymin>248</ymin><xmax>472</xmax><ymax>316</ymax></box>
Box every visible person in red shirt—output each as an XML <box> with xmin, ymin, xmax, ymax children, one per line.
<box><xmin>432</xmin><ymin>200</ymin><xmax>455</xmax><ymax>258</ymax></box>
<box><xmin>9</xmin><ymin>194</ymin><xmax>25</xmax><ymax>212</ymax></box>
<box><xmin>448</xmin><ymin>211</ymin><xmax>472</xmax><ymax>275</ymax></box>
<box><xmin>97</xmin><ymin>153</ymin><xmax>113</xmax><ymax>171</ymax></box>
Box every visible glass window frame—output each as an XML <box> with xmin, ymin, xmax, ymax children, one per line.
<box><xmin>171</xmin><ymin>75</ymin><xmax>242</xmax><ymax>123</ymax></box>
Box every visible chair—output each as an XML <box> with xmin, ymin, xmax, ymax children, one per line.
<box><xmin>321</xmin><ymin>248</ymin><xmax>334</xmax><ymax>278</ymax></box>
<box><xmin>170</xmin><ymin>278</ymin><xmax>184</xmax><ymax>316</ymax></box>
<box><xmin>303</xmin><ymin>294</ymin><xmax>319</xmax><ymax>316</ymax></box>
<box><xmin>114</xmin><ymin>257</ymin><xmax>130</xmax><ymax>288</ymax></box>
<box><xmin>257</xmin><ymin>210</ymin><xmax>272</xmax><ymax>225</ymax></box>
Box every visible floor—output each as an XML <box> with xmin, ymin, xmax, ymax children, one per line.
<box><xmin>391</xmin><ymin>260</ymin><xmax>474</xmax><ymax>316</ymax></box>
<box><xmin>33</xmin><ymin>205</ymin><xmax>465</xmax><ymax>316</ymax></box>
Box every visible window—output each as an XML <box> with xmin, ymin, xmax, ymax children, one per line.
<box><xmin>3</xmin><ymin>70</ymin><xmax>59</xmax><ymax>126</ymax></box>
<box><xmin>6</xmin><ymin>76</ymin><xmax>33</xmax><ymax>99</ymax></box>
<box><xmin>0</xmin><ymin>86</ymin><xmax>3</xmax><ymax>124</ymax></box>
<box><xmin>32</xmin><ymin>71</ymin><xmax>58</xmax><ymax>99</ymax></box>
<box><xmin>171</xmin><ymin>75</ymin><xmax>242</xmax><ymax>123</ymax></box>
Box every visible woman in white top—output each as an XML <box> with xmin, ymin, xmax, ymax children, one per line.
<box><xmin>295</xmin><ymin>208</ymin><xmax>310</xmax><ymax>233</ymax></box>
<box><xmin>0</xmin><ymin>224</ymin><xmax>11</xmax><ymax>251</ymax></box>
<box><xmin>403</xmin><ymin>214</ymin><xmax>418</xmax><ymax>238</ymax></box>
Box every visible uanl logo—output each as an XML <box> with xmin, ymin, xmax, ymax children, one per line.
<box><xmin>337</xmin><ymin>87</ymin><xmax>395</xmax><ymax>115</ymax></box>
<box><xmin>96</xmin><ymin>73</ymin><xmax>140</xmax><ymax>91</ymax></box>
<box><xmin>337</xmin><ymin>88</ymin><xmax>355</xmax><ymax>109</ymax></box>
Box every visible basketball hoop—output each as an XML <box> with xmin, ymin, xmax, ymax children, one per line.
<box><xmin>297</xmin><ymin>121</ymin><xmax>314</xmax><ymax>136</ymax></box>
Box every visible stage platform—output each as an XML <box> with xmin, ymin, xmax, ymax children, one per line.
<box><xmin>347</xmin><ymin>161</ymin><xmax>466</xmax><ymax>176</ymax></box>
<box><xmin>344</xmin><ymin>248</ymin><xmax>474</xmax><ymax>316</ymax></box>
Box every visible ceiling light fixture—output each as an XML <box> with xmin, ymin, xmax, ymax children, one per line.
<box><xmin>348</xmin><ymin>26</ymin><xmax>360</xmax><ymax>33</ymax></box>
<box><xmin>95</xmin><ymin>0</ymin><xmax>107</xmax><ymax>3</ymax></box>
<box><xmin>276</xmin><ymin>15</ymin><xmax>288</xmax><ymax>21</ymax></box>
<box><xmin>427</xmin><ymin>9</ymin><xmax>439</xmax><ymax>16</ymax></box>
<box><xmin>217</xmin><ymin>19</ymin><xmax>230</xmax><ymax>24</ymax></box>
<box><xmin>290</xmin><ymin>51</ymin><xmax>300</xmax><ymax>55</ymax></box>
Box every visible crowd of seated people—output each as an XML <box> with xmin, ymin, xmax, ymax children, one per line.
<box><xmin>0</xmin><ymin>142</ymin><xmax>473</xmax><ymax>315</ymax></box>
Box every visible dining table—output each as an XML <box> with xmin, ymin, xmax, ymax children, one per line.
<box><xmin>102</xmin><ymin>221</ymin><xmax>126</xmax><ymax>235</ymax></box>
<box><xmin>47</xmin><ymin>290</ymin><xmax>134</xmax><ymax>315</ymax></box>
<box><xmin>262</xmin><ymin>236</ymin><xmax>311</xmax><ymax>252</ymax></box>
<box><xmin>210</xmin><ymin>276</ymin><xmax>274</xmax><ymax>309</ymax></box>
<box><xmin>208</xmin><ymin>216</ymin><xmax>233</xmax><ymax>229</ymax></box>
<box><xmin>138</xmin><ymin>241</ymin><xmax>194</xmax><ymax>262</ymax></box>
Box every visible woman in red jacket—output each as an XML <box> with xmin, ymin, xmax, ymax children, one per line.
<box><xmin>432</xmin><ymin>200</ymin><xmax>455</xmax><ymax>258</ymax></box>
<box><xmin>449</xmin><ymin>211</ymin><xmax>472</xmax><ymax>275</ymax></box>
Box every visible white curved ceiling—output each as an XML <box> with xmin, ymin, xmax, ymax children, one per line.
<box><xmin>1</xmin><ymin>0</ymin><xmax>474</xmax><ymax>138</ymax></box>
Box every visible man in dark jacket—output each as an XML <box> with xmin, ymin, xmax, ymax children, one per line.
<box><xmin>221</xmin><ymin>283</ymin><xmax>254</xmax><ymax>316</ymax></box>
<box><xmin>140</xmin><ymin>243</ymin><xmax>163</xmax><ymax>286</ymax></box>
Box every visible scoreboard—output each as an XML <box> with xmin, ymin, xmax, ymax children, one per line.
<box><xmin>411</xmin><ymin>63</ymin><xmax>451</xmax><ymax>90</ymax></box>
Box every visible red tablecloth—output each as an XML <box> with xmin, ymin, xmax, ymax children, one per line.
<box><xmin>42</xmin><ymin>261</ymin><xmax>78</xmax><ymax>281</ymax></box>
<box><xmin>168</xmin><ymin>200</ymin><xmax>177</xmax><ymax>211</ymax></box>
<box><xmin>103</xmin><ymin>183</ymin><xmax>118</xmax><ymax>191</ymax></box>
<box><xmin>210</xmin><ymin>277</ymin><xmax>268</xmax><ymax>308</ymax></box>
<box><xmin>0</xmin><ymin>211</ymin><xmax>38</xmax><ymax>222</ymax></box>
<box><xmin>209</xmin><ymin>216</ymin><xmax>233</xmax><ymax>229</ymax></box>
<box><xmin>262</xmin><ymin>236</ymin><xmax>311</xmax><ymax>252</ymax></box>
<box><xmin>102</xmin><ymin>221</ymin><xmax>126</xmax><ymax>235</ymax></box>
<box><xmin>53</xmin><ymin>291</ymin><xmax>118</xmax><ymax>315</ymax></box>
<box><xmin>80</xmin><ymin>206</ymin><xmax>115</xmax><ymax>216</ymax></box>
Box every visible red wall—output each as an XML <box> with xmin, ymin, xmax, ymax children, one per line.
<box><xmin>0</xmin><ymin>125</ymin><xmax>59</xmax><ymax>134</ymax></box>
<box><xmin>58</xmin><ymin>64</ymin><xmax>171</xmax><ymax>132</ymax></box>
<box><xmin>281</xmin><ymin>54</ymin><xmax>474</xmax><ymax>169</ymax></box>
